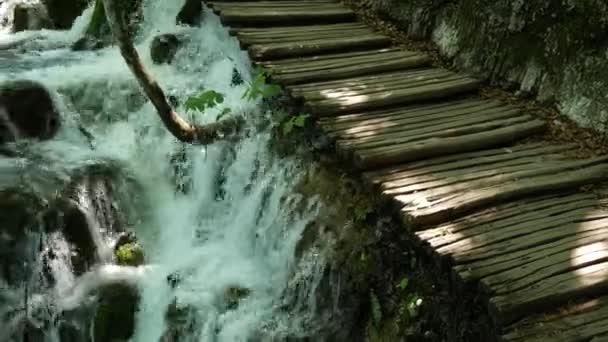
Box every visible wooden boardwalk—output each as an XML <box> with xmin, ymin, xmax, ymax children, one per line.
<box><xmin>207</xmin><ymin>1</ymin><xmax>608</xmax><ymax>340</ymax></box>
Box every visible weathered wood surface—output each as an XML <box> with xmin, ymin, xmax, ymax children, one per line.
<box><xmin>210</xmin><ymin>0</ymin><xmax>608</xmax><ymax>340</ymax></box>
<box><xmin>503</xmin><ymin>296</ymin><xmax>608</xmax><ymax>341</ymax></box>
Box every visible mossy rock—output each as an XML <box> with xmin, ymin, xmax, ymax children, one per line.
<box><xmin>115</xmin><ymin>242</ymin><xmax>145</xmax><ymax>266</ymax></box>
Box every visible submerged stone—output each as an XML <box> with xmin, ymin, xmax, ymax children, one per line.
<box><xmin>0</xmin><ymin>80</ymin><xmax>61</xmax><ymax>143</ymax></box>
<box><xmin>13</xmin><ymin>3</ymin><xmax>53</xmax><ymax>32</ymax></box>
<box><xmin>177</xmin><ymin>0</ymin><xmax>203</xmax><ymax>26</ymax></box>
<box><xmin>150</xmin><ymin>34</ymin><xmax>183</xmax><ymax>65</ymax></box>
<box><xmin>42</xmin><ymin>0</ymin><xmax>89</xmax><ymax>29</ymax></box>
<box><xmin>94</xmin><ymin>282</ymin><xmax>139</xmax><ymax>342</ymax></box>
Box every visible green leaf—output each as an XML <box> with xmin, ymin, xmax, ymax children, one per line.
<box><xmin>370</xmin><ymin>290</ymin><xmax>382</xmax><ymax>327</ymax></box>
<box><xmin>185</xmin><ymin>90</ymin><xmax>225</xmax><ymax>112</ymax></box>
<box><xmin>293</xmin><ymin>114</ymin><xmax>310</xmax><ymax>127</ymax></box>
<box><xmin>261</xmin><ymin>84</ymin><xmax>282</xmax><ymax>98</ymax></box>
<box><xmin>282</xmin><ymin>119</ymin><xmax>295</xmax><ymax>136</ymax></box>
<box><xmin>242</xmin><ymin>70</ymin><xmax>282</xmax><ymax>101</ymax></box>
<box><xmin>397</xmin><ymin>277</ymin><xmax>409</xmax><ymax>291</ymax></box>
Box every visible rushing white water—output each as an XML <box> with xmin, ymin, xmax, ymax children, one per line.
<box><xmin>0</xmin><ymin>0</ymin><xmax>330</xmax><ymax>340</ymax></box>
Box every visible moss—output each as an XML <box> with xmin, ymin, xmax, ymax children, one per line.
<box><xmin>115</xmin><ymin>242</ymin><xmax>145</xmax><ymax>266</ymax></box>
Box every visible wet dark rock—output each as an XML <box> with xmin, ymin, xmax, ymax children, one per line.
<box><xmin>0</xmin><ymin>188</ymin><xmax>45</xmax><ymax>286</ymax></box>
<box><xmin>13</xmin><ymin>3</ymin><xmax>54</xmax><ymax>32</ymax></box>
<box><xmin>42</xmin><ymin>0</ymin><xmax>89</xmax><ymax>29</ymax></box>
<box><xmin>176</xmin><ymin>0</ymin><xmax>203</xmax><ymax>26</ymax></box>
<box><xmin>224</xmin><ymin>286</ymin><xmax>251</xmax><ymax>310</ymax></box>
<box><xmin>72</xmin><ymin>0</ymin><xmax>143</xmax><ymax>51</ymax></box>
<box><xmin>162</xmin><ymin>301</ymin><xmax>201</xmax><ymax>342</ymax></box>
<box><xmin>231</xmin><ymin>68</ymin><xmax>244</xmax><ymax>86</ymax></box>
<box><xmin>0</xmin><ymin>80</ymin><xmax>61</xmax><ymax>143</ymax></box>
<box><xmin>56</xmin><ymin>199</ymin><xmax>98</xmax><ymax>275</ymax></box>
<box><xmin>71</xmin><ymin>36</ymin><xmax>106</xmax><ymax>51</ymax></box>
<box><xmin>94</xmin><ymin>283</ymin><xmax>139</xmax><ymax>342</ymax></box>
<box><xmin>114</xmin><ymin>231</ymin><xmax>137</xmax><ymax>251</ymax></box>
<box><xmin>150</xmin><ymin>34</ymin><xmax>183</xmax><ymax>65</ymax></box>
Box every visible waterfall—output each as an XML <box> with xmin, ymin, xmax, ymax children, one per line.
<box><xmin>0</xmin><ymin>0</ymin><xmax>335</xmax><ymax>340</ymax></box>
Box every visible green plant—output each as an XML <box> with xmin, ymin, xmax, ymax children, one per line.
<box><xmin>281</xmin><ymin>113</ymin><xmax>310</xmax><ymax>135</ymax></box>
<box><xmin>395</xmin><ymin>277</ymin><xmax>423</xmax><ymax>323</ymax></box>
<box><xmin>185</xmin><ymin>90</ymin><xmax>225</xmax><ymax>112</ymax></box>
<box><xmin>242</xmin><ymin>67</ymin><xmax>282</xmax><ymax>101</ymax></box>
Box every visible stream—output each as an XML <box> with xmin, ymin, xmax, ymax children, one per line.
<box><xmin>0</xmin><ymin>0</ymin><xmax>335</xmax><ymax>340</ymax></box>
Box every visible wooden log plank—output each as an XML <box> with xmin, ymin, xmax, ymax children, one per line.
<box><xmin>417</xmin><ymin>193</ymin><xmax>593</xmax><ymax>243</ymax></box>
<box><xmin>220</xmin><ymin>8</ymin><xmax>357</xmax><ymax>25</ymax></box>
<box><xmin>367</xmin><ymin>144</ymin><xmax>575</xmax><ymax>185</ymax></box>
<box><xmin>484</xmin><ymin>236</ymin><xmax>608</xmax><ymax>295</ymax></box>
<box><xmin>287</xmin><ymin>69</ymin><xmax>454</xmax><ymax>97</ymax></box>
<box><xmin>434</xmin><ymin>204</ymin><xmax>598</xmax><ymax>258</ymax></box>
<box><xmin>229</xmin><ymin>22</ymin><xmax>368</xmax><ymax>36</ymax></box>
<box><xmin>383</xmin><ymin>155</ymin><xmax>565</xmax><ymax>199</ymax></box>
<box><xmin>336</xmin><ymin>110</ymin><xmax>527</xmax><ymax>149</ymax></box>
<box><xmin>402</xmin><ymin>161</ymin><xmax>608</xmax><ymax>228</ymax></box>
<box><xmin>273</xmin><ymin>55</ymin><xmax>431</xmax><ymax>85</ymax></box>
<box><xmin>309</xmin><ymin>77</ymin><xmax>482</xmax><ymax>116</ymax></box>
<box><xmin>238</xmin><ymin>29</ymin><xmax>375</xmax><ymax>48</ymax></box>
<box><xmin>298</xmin><ymin>73</ymin><xmax>465</xmax><ymax>102</ymax></box>
<box><xmin>451</xmin><ymin>210</ymin><xmax>608</xmax><ymax>265</ymax></box>
<box><xmin>363</xmin><ymin>142</ymin><xmax>556</xmax><ymax>181</ymax></box>
<box><xmin>319</xmin><ymin>99</ymin><xmax>494</xmax><ymax>126</ymax></box>
<box><xmin>456</xmin><ymin>226</ymin><xmax>608</xmax><ymax>283</ymax></box>
<box><xmin>259</xmin><ymin>48</ymin><xmax>403</xmax><ymax>68</ymax></box>
<box><xmin>396</xmin><ymin>157</ymin><xmax>608</xmax><ymax>207</ymax></box>
<box><xmin>237</xmin><ymin>27</ymin><xmax>373</xmax><ymax>40</ymax></box>
<box><xmin>322</xmin><ymin>100</ymin><xmax>504</xmax><ymax>133</ymax></box>
<box><xmin>230</xmin><ymin>23</ymin><xmax>368</xmax><ymax>36</ymax></box>
<box><xmin>211</xmin><ymin>2</ymin><xmax>340</xmax><ymax>10</ymax></box>
<box><xmin>288</xmin><ymin>67</ymin><xmax>449</xmax><ymax>92</ymax></box>
<box><xmin>503</xmin><ymin>297</ymin><xmax>608</xmax><ymax>341</ymax></box>
<box><xmin>429</xmin><ymin>197</ymin><xmax>597</xmax><ymax>252</ymax></box>
<box><xmin>268</xmin><ymin>50</ymin><xmax>422</xmax><ymax>73</ymax></box>
<box><xmin>355</xmin><ymin>120</ymin><xmax>545</xmax><ymax>169</ymax></box>
<box><xmin>249</xmin><ymin>35</ymin><xmax>391</xmax><ymax>59</ymax></box>
<box><xmin>490</xmin><ymin>260</ymin><xmax>608</xmax><ymax>325</ymax></box>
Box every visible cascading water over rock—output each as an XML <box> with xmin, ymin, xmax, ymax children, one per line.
<box><xmin>0</xmin><ymin>0</ymin><xmax>348</xmax><ymax>340</ymax></box>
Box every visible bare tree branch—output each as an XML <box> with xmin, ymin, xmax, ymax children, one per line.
<box><xmin>101</xmin><ymin>0</ymin><xmax>243</xmax><ymax>144</ymax></box>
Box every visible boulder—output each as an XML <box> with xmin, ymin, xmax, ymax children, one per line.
<box><xmin>150</xmin><ymin>34</ymin><xmax>183</xmax><ymax>65</ymax></box>
<box><xmin>12</xmin><ymin>3</ymin><xmax>54</xmax><ymax>32</ymax></box>
<box><xmin>0</xmin><ymin>188</ymin><xmax>45</xmax><ymax>286</ymax></box>
<box><xmin>0</xmin><ymin>80</ymin><xmax>61</xmax><ymax>143</ymax></box>
<box><xmin>176</xmin><ymin>0</ymin><xmax>203</xmax><ymax>26</ymax></box>
<box><xmin>94</xmin><ymin>282</ymin><xmax>139</xmax><ymax>341</ymax></box>
<box><xmin>42</xmin><ymin>0</ymin><xmax>89</xmax><ymax>29</ymax></box>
